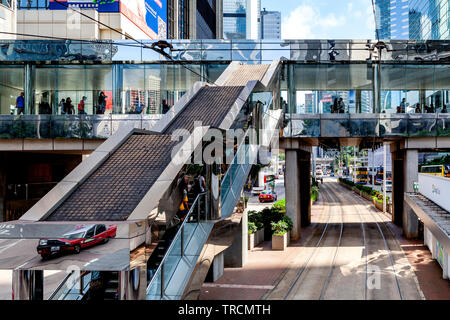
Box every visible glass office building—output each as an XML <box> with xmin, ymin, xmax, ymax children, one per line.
<box><xmin>260</xmin><ymin>9</ymin><xmax>281</xmax><ymax>40</ymax></box>
<box><xmin>391</xmin><ymin>0</ymin><xmax>410</xmax><ymax>39</ymax></box>
<box><xmin>375</xmin><ymin>0</ymin><xmax>392</xmax><ymax>39</ymax></box>
<box><xmin>223</xmin><ymin>0</ymin><xmax>260</xmax><ymax>39</ymax></box>
<box><xmin>409</xmin><ymin>0</ymin><xmax>450</xmax><ymax>40</ymax></box>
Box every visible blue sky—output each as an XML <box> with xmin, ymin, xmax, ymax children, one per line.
<box><xmin>261</xmin><ymin>0</ymin><xmax>376</xmax><ymax>39</ymax></box>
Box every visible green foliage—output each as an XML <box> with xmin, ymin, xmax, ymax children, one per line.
<box><xmin>271</xmin><ymin>220</ymin><xmax>289</xmax><ymax>236</ymax></box>
<box><xmin>311</xmin><ymin>186</ymin><xmax>319</xmax><ymax>201</ymax></box>
<box><xmin>281</xmin><ymin>216</ymin><xmax>293</xmax><ymax>231</ymax></box>
<box><xmin>248</xmin><ymin>221</ymin><xmax>258</xmax><ymax>234</ymax></box>
<box><xmin>272</xmin><ymin>198</ymin><xmax>286</xmax><ymax>215</ymax></box>
<box><xmin>338</xmin><ymin>178</ymin><xmax>354</xmax><ymax>187</ymax></box>
<box><xmin>248</xmin><ymin>211</ymin><xmax>264</xmax><ymax>230</ymax></box>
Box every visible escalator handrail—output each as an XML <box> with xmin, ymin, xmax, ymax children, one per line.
<box><xmin>48</xmin><ymin>270</ymin><xmax>75</xmax><ymax>300</ymax></box>
<box><xmin>146</xmin><ymin>192</ymin><xmax>207</xmax><ymax>294</ymax></box>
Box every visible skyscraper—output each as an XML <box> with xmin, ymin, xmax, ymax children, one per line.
<box><xmin>390</xmin><ymin>0</ymin><xmax>409</xmax><ymax>39</ymax></box>
<box><xmin>375</xmin><ymin>0</ymin><xmax>449</xmax><ymax>40</ymax></box>
<box><xmin>408</xmin><ymin>0</ymin><xmax>449</xmax><ymax>40</ymax></box>
<box><xmin>260</xmin><ymin>8</ymin><xmax>280</xmax><ymax>40</ymax></box>
<box><xmin>223</xmin><ymin>0</ymin><xmax>260</xmax><ymax>39</ymax></box>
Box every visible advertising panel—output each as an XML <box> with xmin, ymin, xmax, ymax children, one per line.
<box><xmin>48</xmin><ymin>0</ymin><xmax>120</xmax><ymax>12</ymax></box>
<box><xmin>120</xmin><ymin>0</ymin><xmax>167</xmax><ymax>39</ymax></box>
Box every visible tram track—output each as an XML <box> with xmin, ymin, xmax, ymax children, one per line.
<box><xmin>268</xmin><ymin>178</ymin><xmax>423</xmax><ymax>300</ymax></box>
<box><xmin>283</xmin><ymin>182</ymin><xmax>344</xmax><ymax>300</ymax></box>
<box><xmin>329</xmin><ymin>181</ymin><xmax>403</xmax><ymax>300</ymax></box>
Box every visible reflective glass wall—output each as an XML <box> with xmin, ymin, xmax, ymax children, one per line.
<box><xmin>2</xmin><ymin>63</ymin><xmax>227</xmax><ymax>115</ymax></box>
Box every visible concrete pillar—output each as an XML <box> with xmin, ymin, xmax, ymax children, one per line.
<box><xmin>391</xmin><ymin>150</ymin><xmax>404</xmax><ymax>226</ymax></box>
<box><xmin>299</xmin><ymin>150</ymin><xmax>311</xmax><ymax>227</ymax></box>
<box><xmin>0</xmin><ymin>153</ymin><xmax>6</xmax><ymax>222</ymax></box>
<box><xmin>118</xmin><ymin>267</ymin><xmax>147</xmax><ymax>300</ymax></box>
<box><xmin>372</xmin><ymin>63</ymin><xmax>381</xmax><ymax>113</ymax></box>
<box><xmin>12</xmin><ymin>270</ymin><xmax>43</xmax><ymax>300</ymax></box>
<box><xmin>285</xmin><ymin>150</ymin><xmax>301</xmax><ymax>240</ymax></box>
<box><xmin>208</xmin><ymin>252</ymin><xmax>224</xmax><ymax>282</ymax></box>
<box><xmin>112</xmin><ymin>64</ymin><xmax>123</xmax><ymax>114</ymax></box>
<box><xmin>24</xmin><ymin>63</ymin><xmax>33</xmax><ymax>114</ymax></box>
<box><xmin>223</xmin><ymin>210</ymin><xmax>248</xmax><ymax>267</ymax></box>
<box><xmin>403</xmin><ymin>149</ymin><xmax>419</xmax><ymax>239</ymax></box>
<box><xmin>287</xmin><ymin>64</ymin><xmax>296</xmax><ymax>114</ymax></box>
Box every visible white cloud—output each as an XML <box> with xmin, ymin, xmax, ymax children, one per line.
<box><xmin>282</xmin><ymin>5</ymin><xmax>317</xmax><ymax>39</ymax></box>
<box><xmin>281</xmin><ymin>1</ymin><xmax>375</xmax><ymax>39</ymax></box>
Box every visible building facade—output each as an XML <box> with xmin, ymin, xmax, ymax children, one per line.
<box><xmin>223</xmin><ymin>0</ymin><xmax>260</xmax><ymax>39</ymax></box>
<box><xmin>0</xmin><ymin>0</ymin><xmax>16</xmax><ymax>39</ymax></box>
<box><xmin>167</xmin><ymin>0</ymin><xmax>222</xmax><ymax>40</ymax></box>
<box><xmin>409</xmin><ymin>0</ymin><xmax>449</xmax><ymax>40</ymax></box>
<box><xmin>260</xmin><ymin>8</ymin><xmax>280</xmax><ymax>39</ymax></box>
<box><xmin>14</xmin><ymin>0</ymin><xmax>222</xmax><ymax>40</ymax></box>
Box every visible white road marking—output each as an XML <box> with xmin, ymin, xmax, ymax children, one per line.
<box><xmin>202</xmin><ymin>283</ymin><xmax>274</xmax><ymax>290</ymax></box>
<box><xmin>0</xmin><ymin>240</ymin><xmax>24</xmax><ymax>254</ymax></box>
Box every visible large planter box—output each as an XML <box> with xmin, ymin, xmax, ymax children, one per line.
<box><xmin>248</xmin><ymin>233</ymin><xmax>255</xmax><ymax>250</ymax></box>
<box><xmin>272</xmin><ymin>233</ymin><xmax>288</xmax><ymax>251</ymax></box>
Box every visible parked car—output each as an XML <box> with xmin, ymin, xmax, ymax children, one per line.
<box><xmin>381</xmin><ymin>180</ymin><xmax>392</xmax><ymax>193</ymax></box>
<box><xmin>37</xmin><ymin>224</ymin><xmax>117</xmax><ymax>259</ymax></box>
<box><xmin>259</xmin><ymin>190</ymin><xmax>277</xmax><ymax>203</ymax></box>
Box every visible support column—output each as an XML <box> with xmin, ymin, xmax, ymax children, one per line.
<box><xmin>118</xmin><ymin>267</ymin><xmax>147</xmax><ymax>300</ymax></box>
<box><xmin>391</xmin><ymin>149</ymin><xmax>404</xmax><ymax>226</ymax></box>
<box><xmin>287</xmin><ymin>64</ymin><xmax>296</xmax><ymax>114</ymax></box>
<box><xmin>112</xmin><ymin>64</ymin><xmax>123</xmax><ymax>114</ymax></box>
<box><xmin>12</xmin><ymin>270</ymin><xmax>43</xmax><ymax>300</ymax></box>
<box><xmin>403</xmin><ymin>149</ymin><xmax>419</xmax><ymax>239</ymax></box>
<box><xmin>206</xmin><ymin>252</ymin><xmax>224</xmax><ymax>282</ymax></box>
<box><xmin>24</xmin><ymin>63</ymin><xmax>33</xmax><ymax>115</ymax></box>
<box><xmin>372</xmin><ymin>63</ymin><xmax>381</xmax><ymax>113</ymax></box>
<box><xmin>299</xmin><ymin>150</ymin><xmax>311</xmax><ymax>227</ymax></box>
<box><xmin>355</xmin><ymin>89</ymin><xmax>362</xmax><ymax>113</ymax></box>
<box><xmin>0</xmin><ymin>153</ymin><xmax>6</xmax><ymax>222</ymax></box>
<box><xmin>285</xmin><ymin>150</ymin><xmax>301</xmax><ymax>240</ymax></box>
<box><xmin>223</xmin><ymin>210</ymin><xmax>248</xmax><ymax>267</ymax></box>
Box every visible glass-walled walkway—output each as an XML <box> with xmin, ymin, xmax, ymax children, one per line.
<box><xmin>1</xmin><ymin>39</ymin><xmax>450</xmax><ymax>116</ymax></box>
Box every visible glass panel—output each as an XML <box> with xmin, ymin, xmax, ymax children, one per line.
<box><xmin>0</xmin><ymin>66</ymin><xmax>24</xmax><ymax>115</ymax></box>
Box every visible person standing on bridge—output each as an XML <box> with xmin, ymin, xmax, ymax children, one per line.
<box><xmin>16</xmin><ymin>92</ymin><xmax>24</xmax><ymax>115</ymax></box>
<box><xmin>337</xmin><ymin>97</ymin><xmax>345</xmax><ymax>113</ymax></box>
<box><xmin>441</xmin><ymin>104</ymin><xmax>448</xmax><ymax>113</ymax></box>
<box><xmin>400</xmin><ymin>98</ymin><xmax>406</xmax><ymax>113</ymax></box>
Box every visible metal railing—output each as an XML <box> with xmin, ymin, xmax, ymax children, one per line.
<box><xmin>48</xmin><ymin>271</ymin><xmax>91</xmax><ymax>300</ymax></box>
<box><xmin>146</xmin><ymin>192</ymin><xmax>209</xmax><ymax>300</ymax></box>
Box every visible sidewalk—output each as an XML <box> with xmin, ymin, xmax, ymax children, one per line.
<box><xmin>200</xmin><ymin>196</ymin><xmax>325</xmax><ymax>300</ymax></box>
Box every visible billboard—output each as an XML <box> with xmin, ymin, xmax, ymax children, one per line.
<box><xmin>48</xmin><ymin>0</ymin><xmax>167</xmax><ymax>39</ymax></box>
<box><xmin>48</xmin><ymin>0</ymin><xmax>120</xmax><ymax>12</ymax></box>
<box><xmin>120</xmin><ymin>0</ymin><xmax>167</xmax><ymax>39</ymax></box>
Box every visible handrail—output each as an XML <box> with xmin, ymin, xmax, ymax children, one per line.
<box><xmin>146</xmin><ymin>192</ymin><xmax>207</xmax><ymax>295</ymax></box>
<box><xmin>48</xmin><ymin>271</ymin><xmax>75</xmax><ymax>300</ymax></box>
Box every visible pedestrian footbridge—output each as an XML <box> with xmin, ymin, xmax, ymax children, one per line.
<box><xmin>0</xmin><ymin>61</ymin><xmax>283</xmax><ymax>300</ymax></box>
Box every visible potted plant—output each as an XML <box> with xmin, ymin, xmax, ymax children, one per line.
<box><xmin>248</xmin><ymin>221</ymin><xmax>258</xmax><ymax>250</ymax></box>
<box><xmin>271</xmin><ymin>220</ymin><xmax>289</xmax><ymax>250</ymax></box>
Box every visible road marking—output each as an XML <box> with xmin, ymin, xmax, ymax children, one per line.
<box><xmin>202</xmin><ymin>283</ymin><xmax>274</xmax><ymax>290</ymax></box>
<box><xmin>0</xmin><ymin>240</ymin><xmax>24</xmax><ymax>254</ymax></box>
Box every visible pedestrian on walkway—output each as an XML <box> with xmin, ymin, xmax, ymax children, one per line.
<box><xmin>78</xmin><ymin>96</ymin><xmax>87</xmax><ymax>115</ymax></box>
<box><xmin>16</xmin><ymin>92</ymin><xmax>24</xmax><ymax>115</ymax></box>
<box><xmin>441</xmin><ymin>104</ymin><xmax>448</xmax><ymax>113</ymax></box>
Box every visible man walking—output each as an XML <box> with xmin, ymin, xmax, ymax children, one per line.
<box><xmin>16</xmin><ymin>92</ymin><xmax>25</xmax><ymax>115</ymax></box>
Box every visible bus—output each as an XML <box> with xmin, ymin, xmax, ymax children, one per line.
<box><xmin>421</xmin><ymin>165</ymin><xmax>450</xmax><ymax>178</ymax></box>
<box><xmin>354</xmin><ymin>167</ymin><xmax>368</xmax><ymax>184</ymax></box>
